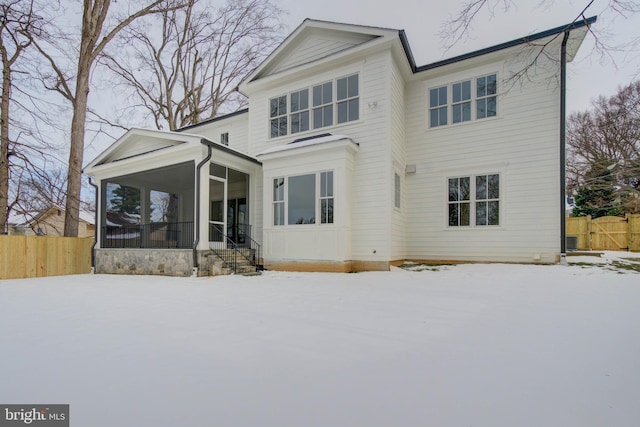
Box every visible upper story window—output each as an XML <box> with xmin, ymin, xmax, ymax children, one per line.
<box><xmin>452</xmin><ymin>80</ymin><xmax>471</xmax><ymax>124</ymax></box>
<box><xmin>337</xmin><ymin>74</ymin><xmax>359</xmax><ymax>123</ymax></box>
<box><xmin>476</xmin><ymin>74</ymin><xmax>497</xmax><ymax>119</ymax></box>
<box><xmin>269</xmin><ymin>73</ymin><xmax>359</xmax><ymax>138</ymax></box>
<box><xmin>429</xmin><ymin>86</ymin><xmax>448</xmax><ymax>127</ymax></box>
<box><xmin>290</xmin><ymin>89</ymin><xmax>309</xmax><ymax>134</ymax></box>
<box><xmin>313</xmin><ymin>82</ymin><xmax>333</xmax><ymax>130</ymax></box>
<box><xmin>429</xmin><ymin>73</ymin><xmax>497</xmax><ymax>128</ymax></box>
<box><xmin>270</xmin><ymin>95</ymin><xmax>287</xmax><ymax>138</ymax></box>
<box><xmin>220</xmin><ymin>132</ymin><xmax>229</xmax><ymax>146</ymax></box>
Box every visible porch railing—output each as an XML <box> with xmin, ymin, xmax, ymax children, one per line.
<box><xmin>102</xmin><ymin>221</ymin><xmax>194</xmax><ymax>249</ymax></box>
<box><xmin>210</xmin><ymin>224</ymin><xmax>262</xmax><ymax>274</ymax></box>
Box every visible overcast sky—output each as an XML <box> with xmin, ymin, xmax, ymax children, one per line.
<box><xmin>276</xmin><ymin>0</ymin><xmax>639</xmax><ymax>113</ymax></box>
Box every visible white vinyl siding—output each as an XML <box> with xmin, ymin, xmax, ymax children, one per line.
<box><xmin>268</xmin><ymin>32</ymin><xmax>376</xmax><ymax>75</ymax></box>
<box><xmin>406</xmin><ymin>45</ymin><xmax>563</xmax><ymax>263</ymax></box>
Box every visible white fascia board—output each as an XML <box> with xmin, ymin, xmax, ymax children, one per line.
<box><xmin>84</xmin><ymin>128</ymin><xmax>205</xmax><ymax>171</ymax></box>
<box><xmin>256</xmin><ymin>136</ymin><xmax>359</xmax><ymax>161</ymax></box>
<box><xmin>241</xmin><ymin>32</ymin><xmax>398</xmax><ymax>94</ymax></box>
<box><xmin>85</xmin><ymin>141</ymin><xmax>203</xmax><ymax>180</ymax></box>
<box><xmin>241</xmin><ymin>19</ymin><xmax>399</xmax><ymax>90</ymax></box>
<box><xmin>565</xmin><ymin>26</ymin><xmax>589</xmax><ymax>62</ymax></box>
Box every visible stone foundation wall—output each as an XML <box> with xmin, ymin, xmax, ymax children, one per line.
<box><xmin>95</xmin><ymin>249</ymin><xmax>194</xmax><ymax>276</ymax></box>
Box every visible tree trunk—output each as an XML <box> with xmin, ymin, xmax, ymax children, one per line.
<box><xmin>64</xmin><ymin>59</ymin><xmax>91</xmax><ymax>237</ymax></box>
<box><xmin>0</xmin><ymin>60</ymin><xmax>10</xmax><ymax>234</ymax></box>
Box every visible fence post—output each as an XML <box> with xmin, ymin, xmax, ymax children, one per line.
<box><xmin>586</xmin><ymin>215</ymin><xmax>592</xmax><ymax>251</ymax></box>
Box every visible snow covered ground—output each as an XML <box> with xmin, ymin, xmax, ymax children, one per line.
<box><xmin>1</xmin><ymin>253</ymin><xmax>640</xmax><ymax>426</ymax></box>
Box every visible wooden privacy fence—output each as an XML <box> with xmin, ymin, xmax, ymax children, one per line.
<box><xmin>566</xmin><ymin>214</ymin><xmax>640</xmax><ymax>251</ymax></box>
<box><xmin>0</xmin><ymin>236</ymin><xmax>93</xmax><ymax>280</ymax></box>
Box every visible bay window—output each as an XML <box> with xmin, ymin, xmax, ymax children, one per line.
<box><xmin>273</xmin><ymin>171</ymin><xmax>334</xmax><ymax>226</ymax></box>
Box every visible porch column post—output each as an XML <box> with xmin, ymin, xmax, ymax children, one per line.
<box><xmin>140</xmin><ymin>187</ymin><xmax>150</xmax><ymax>247</ymax></box>
<box><xmin>197</xmin><ymin>163</ymin><xmax>210</xmax><ymax>250</ymax></box>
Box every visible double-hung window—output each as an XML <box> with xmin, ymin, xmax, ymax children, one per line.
<box><xmin>452</xmin><ymin>80</ymin><xmax>471</xmax><ymax>124</ymax></box>
<box><xmin>448</xmin><ymin>174</ymin><xmax>500</xmax><ymax>227</ymax></box>
<box><xmin>429</xmin><ymin>73</ymin><xmax>497</xmax><ymax>128</ymax></box>
<box><xmin>337</xmin><ymin>74</ymin><xmax>359</xmax><ymax>123</ymax></box>
<box><xmin>273</xmin><ymin>171</ymin><xmax>334</xmax><ymax>226</ymax></box>
<box><xmin>320</xmin><ymin>171</ymin><xmax>334</xmax><ymax>224</ymax></box>
<box><xmin>313</xmin><ymin>82</ymin><xmax>333</xmax><ymax>129</ymax></box>
<box><xmin>273</xmin><ymin>178</ymin><xmax>285</xmax><ymax>226</ymax></box>
<box><xmin>290</xmin><ymin>89</ymin><xmax>310</xmax><ymax>134</ymax></box>
<box><xmin>476</xmin><ymin>74</ymin><xmax>497</xmax><ymax>119</ymax></box>
<box><xmin>270</xmin><ymin>95</ymin><xmax>287</xmax><ymax>138</ymax></box>
<box><xmin>429</xmin><ymin>86</ymin><xmax>448</xmax><ymax>127</ymax></box>
<box><xmin>475</xmin><ymin>174</ymin><xmax>500</xmax><ymax>225</ymax></box>
<box><xmin>448</xmin><ymin>177</ymin><xmax>470</xmax><ymax>226</ymax></box>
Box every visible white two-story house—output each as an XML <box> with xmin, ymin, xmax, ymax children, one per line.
<box><xmin>84</xmin><ymin>17</ymin><xmax>595</xmax><ymax>276</ymax></box>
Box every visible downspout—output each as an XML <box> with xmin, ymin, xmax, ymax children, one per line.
<box><xmin>560</xmin><ymin>30</ymin><xmax>570</xmax><ymax>263</ymax></box>
<box><xmin>88</xmin><ymin>177</ymin><xmax>99</xmax><ymax>272</ymax></box>
<box><xmin>193</xmin><ymin>141</ymin><xmax>212</xmax><ymax>275</ymax></box>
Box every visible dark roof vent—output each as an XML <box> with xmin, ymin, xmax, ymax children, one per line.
<box><xmin>291</xmin><ymin>133</ymin><xmax>332</xmax><ymax>144</ymax></box>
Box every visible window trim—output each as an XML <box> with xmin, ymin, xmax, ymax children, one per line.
<box><xmin>428</xmin><ymin>72</ymin><xmax>498</xmax><ymax>129</ymax></box>
<box><xmin>270</xmin><ymin>94</ymin><xmax>288</xmax><ymax>138</ymax></box>
<box><xmin>290</xmin><ymin>88</ymin><xmax>310</xmax><ymax>134</ymax></box>
<box><xmin>394</xmin><ymin>172</ymin><xmax>401</xmax><ymax>210</ymax></box>
<box><xmin>446</xmin><ymin>173</ymin><xmax>501</xmax><ymax>228</ymax></box>
<box><xmin>220</xmin><ymin>132</ymin><xmax>229</xmax><ymax>146</ymax></box>
<box><xmin>272</xmin><ymin>170</ymin><xmax>335</xmax><ymax>226</ymax></box>
<box><xmin>269</xmin><ymin>73</ymin><xmax>360</xmax><ymax>139</ymax></box>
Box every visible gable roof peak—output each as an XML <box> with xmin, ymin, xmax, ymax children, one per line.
<box><xmin>240</xmin><ymin>19</ymin><xmax>403</xmax><ymax>89</ymax></box>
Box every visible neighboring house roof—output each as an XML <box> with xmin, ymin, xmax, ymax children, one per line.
<box><xmin>6</xmin><ymin>206</ymin><xmax>94</xmax><ymax>236</ymax></box>
<box><xmin>28</xmin><ymin>205</ymin><xmax>95</xmax><ymax>226</ymax></box>
<box><xmin>106</xmin><ymin>211</ymin><xmax>141</xmax><ymax>227</ymax></box>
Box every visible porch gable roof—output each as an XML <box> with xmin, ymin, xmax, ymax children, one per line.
<box><xmin>84</xmin><ymin>128</ymin><xmax>260</xmax><ymax>175</ymax></box>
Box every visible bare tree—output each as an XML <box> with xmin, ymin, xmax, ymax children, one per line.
<box><xmin>0</xmin><ymin>0</ymin><xmax>42</xmax><ymax>233</ymax></box>
<box><xmin>440</xmin><ymin>1</ymin><xmax>639</xmax><ymax>84</ymax></box>
<box><xmin>28</xmin><ymin>0</ymin><xmax>186</xmax><ymax>237</ymax></box>
<box><xmin>102</xmin><ymin>0</ymin><xmax>284</xmax><ymax>131</ymax></box>
<box><xmin>567</xmin><ymin>81</ymin><xmax>640</xmax><ymax>215</ymax></box>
